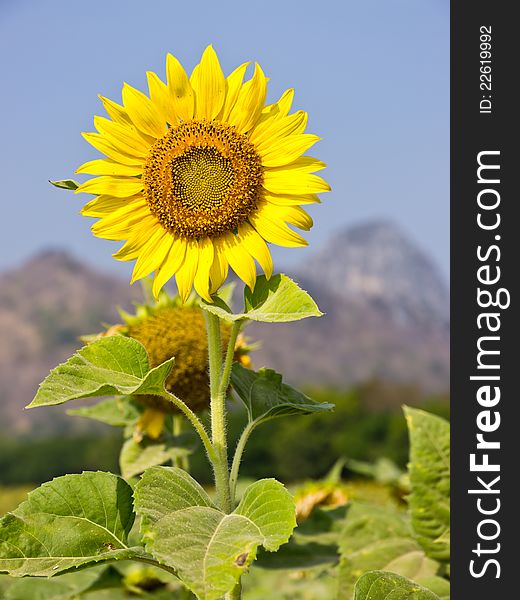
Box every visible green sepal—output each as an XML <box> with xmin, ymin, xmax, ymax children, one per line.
<box><xmin>49</xmin><ymin>179</ymin><xmax>79</xmax><ymax>190</ymax></box>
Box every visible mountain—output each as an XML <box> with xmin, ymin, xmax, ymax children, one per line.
<box><xmin>300</xmin><ymin>221</ymin><xmax>449</xmax><ymax>330</ymax></box>
<box><xmin>250</xmin><ymin>221</ymin><xmax>449</xmax><ymax>391</ymax></box>
<box><xmin>0</xmin><ymin>250</ymin><xmax>141</xmax><ymax>433</ymax></box>
<box><xmin>0</xmin><ymin>222</ymin><xmax>449</xmax><ymax>433</ymax></box>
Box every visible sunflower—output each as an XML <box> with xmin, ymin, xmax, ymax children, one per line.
<box><xmin>76</xmin><ymin>45</ymin><xmax>329</xmax><ymax>302</ymax></box>
<box><xmin>93</xmin><ymin>292</ymin><xmax>253</xmax><ymax>438</ymax></box>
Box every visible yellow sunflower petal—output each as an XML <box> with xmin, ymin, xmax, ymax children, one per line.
<box><xmin>273</xmin><ymin>88</ymin><xmax>294</xmax><ymax>118</ymax></box>
<box><xmin>250</xmin><ymin>209</ymin><xmax>308</xmax><ymax>248</ymax></box>
<box><xmin>263</xmin><ymin>170</ymin><xmax>331</xmax><ymax>195</ymax></box>
<box><xmin>193</xmin><ymin>237</ymin><xmax>215</xmax><ymax>302</ymax></box>
<box><xmin>261</xmin><ymin>88</ymin><xmax>294</xmax><ymax>119</ymax></box>
<box><xmin>191</xmin><ymin>45</ymin><xmax>225</xmax><ymax>121</ymax></box>
<box><xmin>94</xmin><ymin>116</ymin><xmax>150</xmax><ymax>157</ymax></box>
<box><xmin>251</xmin><ymin>109</ymin><xmax>307</xmax><ymax>147</ymax></box>
<box><xmin>238</xmin><ymin>222</ymin><xmax>273</xmax><ymax>279</ymax></box>
<box><xmin>147</xmin><ymin>71</ymin><xmax>177</xmax><ymax>125</ymax></box>
<box><xmin>152</xmin><ymin>237</ymin><xmax>187</xmax><ymax>298</ymax></box>
<box><xmin>262</xmin><ymin>203</ymin><xmax>313</xmax><ymax>231</ymax></box>
<box><xmin>227</xmin><ymin>63</ymin><xmax>267</xmax><ymax>133</ymax></box>
<box><xmin>219</xmin><ymin>233</ymin><xmax>257</xmax><ymax>290</ymax></box>
<box><xmin>255</xmin><ymin>88</ymin><xmax>295</xmax><ymax>128</ymax></box>
<box><xmin>219</xmin><ymin>62</ymin><xmax>249</xmax><ymax>122</ymax></box>
<box><xmin>122</xmin><ymin>83</ymin><xmax>165</xmax><ymax>138</ymax></box>
<box><xmin>209</xmin><ymin>246</ymin><xmax>229</xmax><ymax>294</ymax></box>
<box><xmin>131</xmin><ymin>228</ymin><xmax>174</xmax><ymax>284</ymax></box>
<box><xmin>92</xmin><ymin>204</ymin><xmax>151</xmax><ymax>240</ymax></box>
<box><xmin>166</xmin><ymin>53</ymin><xmax>195</xmax><ymax>122</ymax></box>
<box><xmin>137</xmin><ymin>408</ymin><xmax>166</xmax><ymax>440</ymax></box>
<box><xmin>82</xmin><ymin>132</ymin><xmax>144</xmax><ymax>166</ymax></box>
<box><xmin>264</xmin><ymin>191</ymin><xmax>321</xmax><ymax>206</ymax></box>
<box><xmin>113</xmin><ymin>220</ymin><xmax>159</xmax><ymax>260</ymax></box>
<box><xmin>81</xmin><ymin>194</ymin><xmax>141</xmax><ymax>217</ymax></box>
<box><xmin>76</xmin><ymin>176</ymin><xmax>143</xmax><ymax>198</ymax></box>
<box><xmin>98</xmin><ymin>95</ymin><xmax>134</xmax><ymax>127</ymax></box>
<box><xmin>175</xmin><ymin>240</ymin><xmax>199</xmax><ymax>303</ymax></box>
<box><xmin>267</xmin><ymin>156</ymin><xmax>326</xmax><ymax>174</ymax></box>
<box><xmin>76</xmin><ymin>158</ymin><xmax>143</xmax><ymax>177</ymax></box>
<box><xmin>259</xmin><ymin>134</ymin><xmax>320</xmax><ymax>168</ymax></box>
<box><xmin>90</xmin><ymin>198</ymin><xmax>149</xmax><ymax>229</ymax></box>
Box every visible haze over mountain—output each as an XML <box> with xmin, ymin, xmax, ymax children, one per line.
<box><xmin>0</xmin><ymin>221</ymin><xmax>449</xmax><ymax>433</ymax></box>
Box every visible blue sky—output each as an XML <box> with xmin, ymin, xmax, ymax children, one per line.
<box><xmin>0</xmin><ymin>0</ymin><xmax>449</xmax><ymax>278</ymax></box>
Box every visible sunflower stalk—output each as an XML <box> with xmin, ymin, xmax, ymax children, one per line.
<box><xmin>205</xmin><ymin>311</ymin><xmax>233</xmax><ymax>514</ymax></box>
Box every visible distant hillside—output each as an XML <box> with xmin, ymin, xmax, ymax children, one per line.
<box><xmin>249</xmin><ymin>222</ymin><xmax>448</xmax><ymax>391</ymax></box>
<box><xmin>0</xmin><ymin>250</ymin><xmax>141</xmax><ymax>433</ymax></box>
<box><xmin>0</xmin><ymin>221</ymin><xmax>449</xmax><ymax>433</ymax></box>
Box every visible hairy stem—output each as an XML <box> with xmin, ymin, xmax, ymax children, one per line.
<box><xmin>229</xmin><ymin>421</ymin><xmax>255</xmax><ymax>505</ymax></box>
<box><xmin>219</xmin><ymin>321</ymin><xmax>241</xmax><ymax>397</ymax></box>
<box><xmin>159</xmin><ymin>389</ymin><xmax>215</xmax><ymax>463</ymax></box>
<box><xmin>205</xmin><ymin>311</ymin><xmax>232</xmax><ymax>513</ymax></box>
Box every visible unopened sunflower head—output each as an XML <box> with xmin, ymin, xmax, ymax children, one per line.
<box><xmin>93</xmin><ymin>293</ymin><xmax>252</xmax><ymax>438</ymax></box>
<box><xmin>76</xmin><ymin>45</ymin><xmax>329</xmax><ymax>303</ymax></box>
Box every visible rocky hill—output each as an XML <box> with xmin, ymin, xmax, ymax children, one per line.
<box><xmin>0</xmin><ymin>221</ymin><xmax>449</xmax><ymax>433</ymax></box>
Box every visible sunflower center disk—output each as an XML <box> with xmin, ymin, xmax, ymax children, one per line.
<box><xmin>143</xmin><ymin>121</ymin><xmax>264</xmax><ymax>239</ymax></box>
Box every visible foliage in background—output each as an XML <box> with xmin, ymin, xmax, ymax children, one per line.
<box><xmin>0</xmin><ymin>386</ymin><xmax>448</xmax><ymax>487</ymax></box>
<box><xmin>1</xmin><ymin>404</ymin><xmax>450</xmax><ymax>599</ymax></box>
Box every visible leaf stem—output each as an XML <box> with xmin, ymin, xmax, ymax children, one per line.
<box><xmin>229</xmin><ymin>421</ymin><xmax>255</xmax><ymax>504</ymax></box>
<box><xmin>205</xmin><ymin>311</ymin><xmax>233</xmax><ymax>513</ymax></box>
<box><xmin>159</xmin><ymin>389</ymin><xmax>215</xmax><ymax>463</ymax></box>
<box><xmin>218</xmin><ymin>321</ymin><xmax>241</xmax><ymax>397</ymax></box>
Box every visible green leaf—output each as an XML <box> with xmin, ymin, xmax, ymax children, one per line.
<box><xmin>234</xmin><ymin>479</ymin><xmax>296</xmax><ymax>552</ymax></box>
<box><xmin>134</xmin><ymin>467</ymin><xmax>296</xmax><ymax>599</ymax></box>
<box><xmin>4</xmin><ymin>566</ymin><xmax>108</xmax><ymax>599</ymax></box>
<box><xmin>134</xmin><ymin>466</ymin><xmax>216</xmax><ymax>539</ymax></box>
<box><xmin>201</xmin><ymin>274</ymin><xmax>322</xmax><ymax>323</ymax></box>
<box><xmin>415</xmin><ymin>576</ymin><xmax>450</xmax><ymax>600</ymax></box>
<box><xmin>27</xmin><ymin>336</ymin><xmax>174</xmax><ymax>409</ymax></box>
<box><xmin>231</xmin><ymin>363</ymin><xmax>334</xmax><ymax>425</ymax></box>
<box><xmin>120</xmin><ymin>434</ymin><xmax>196</xmax><ymax>480</ymax></box>
<box><xmin>338</xmin><ymin>503</ymin><xmax>411</xmax><ymax>556</ymax></box>
<box><xmin>346</xmin><ymin>457</ymin><xmax>405</xmax><ymax>485</ymax></box>
<box><xmin>50</xmin><ymin>179</ymin><xmax>79</xmax><ymax>190</ymax></box>
<box><xmin>242</xmin><ymin>563</ymin><xmax>337</xmax><ymax>600</ymax></box>
<box><xmin>353</xmin><ymin>571</ymin><xmax>441</xmax><ymax>600</ymax></box>
<box><xmin>0</xmin><ymin>472</ymin><xmax>142</xmax><ymax>576</ymax></box>
<box><xmin>68</xmin><ymin>396</ymin><xmax>141</xmax><ymax>427</ymax></box>
<box><xmin>337</xmin><ymin>503</ymin><xmax>438</xmax><ymax>600</ymax></box>
<box><xmin>256</xmin><ymin>504</ymin><xmax>347</xmax><ymax>571</ymax></box>
<box><xmin>404</xmin><ymin>407</ymin><xmax>450</xmax><ymax>561</ymax></box>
